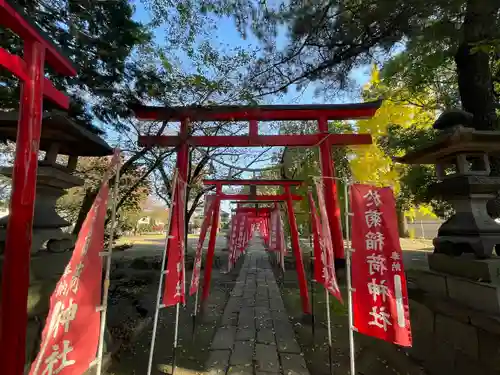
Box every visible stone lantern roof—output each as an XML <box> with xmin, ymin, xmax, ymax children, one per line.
<box><xmin>0</xmin><ymin>110</ymin><xmax>112</xmax><ymax>156</ymax></box>
<box><xmin>394</xmin><ymin>125</ymin><xmax>500</xmax><ymax>165</ymax></box>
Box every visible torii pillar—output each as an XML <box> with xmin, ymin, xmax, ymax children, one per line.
<box><xmin>0</xmin><ymin>2</ymin><xmax>76</xmax><ymax>372</ymax></box>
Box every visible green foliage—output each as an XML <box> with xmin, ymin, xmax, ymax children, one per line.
<box><xmin>195</xmin><ymin>0</ymin><xmax>499</xmax><ymax>129</ymax></box>
<box><xmin>136</xmin><ymin>222</ymin><xmax>154</xmax><ymax>234</ymax></box>
<box><xmin>0</xmin><ymin>0</ymin><xmax>150</xmax><ymax>132</ymax></box>
<box><xmin>378</xmin><ymin>124</ymin><xmax>453</xmax><ymax>218</ymax></box>
<box><xmin>57</xmin><ymin>156</ymin><xmax>150</xmax><ymax>234</ymax></box>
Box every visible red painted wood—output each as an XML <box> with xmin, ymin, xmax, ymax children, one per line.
<box><xmin>219</xmin><ymin>193</ymin><xmax>302</xmax><ymax>201</ymax></box>
<box><xmin>201</xmin><ymin>187</ymin><xmax>221</xmax><ymax>304</ymax></box>
<box><xmin>203</xmin><ymin>179</ymin><xmax>302</xmax><ymax>186</ymax></box>
<box><xmin>285</xmin><ymin>186</ymin><xmax>311</xmax><ymax>314</ymax></box>
<box><xmin>131</xmin><ymin>100</ymin><xmax>382</xmax><ymax>121</ymax></box>
<box><xmin>0</xmin><ymin>48</ymin><xmax>71</xmax><ymax>109</ymax></box>
<box><xmin>0</xmin><ymin>40</ymin><xmax>45</xmax><ymax>375</ymax></box>
<box><xmin>43</xmin><ymin>77</ymin><xmax>70</xmax><ymax>108</ymax></box>
<box><xmin>0</xmin><ymin>48</ymin><xmax>28</xmax><ymax>81</ymax></box>
<box><xmin>0</xmin><ymin>0</ymin><xmax>76</xmax><ymax>76</ymax></box>
<box><xmin>249</xmin><ymin>120</ymin><xmax>258</xmax><ymax>137</ymax></box>
<box><xmin>318</xmin><ymin>117</ymin><xmax>345</xmax><ymax>260</ymax></box>
<box><xmin>139</xmin><ymin>133</ymin><xmax>372</xmax><ymax>148</ymax></box>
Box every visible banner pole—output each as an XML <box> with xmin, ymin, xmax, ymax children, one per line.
<box><xmin>147</xmin><ymin>170</ymin><xmax>178</xmax><ymax>375</ymax></box>
<box><xmin>192</xmin><ymin>287</ymin><xmax>199</xmax><ymax>340</ymax></box>
<box><xmin>344</xmin><ymin>181</ymin><xmax>356</xmax><ymax>375</ymax></box>
<box><xmin>96</xmin><ymin>159</ymin><xmax>121</xmax><ymax>375</ymax></box>
<box><xmin>308</xmin><ymin>215</ymin><xmax>316</xmax><ymax>339</ymax></box>
<box><xmin>309</xmin><ymin>247</ymin><xmax>315</xmax><ymax>340</ymax></box>
<box><xmin>172</xmin><ymin>302</ymin><xmax>181</xmax><ymax>375</ymax></box>
<box><xmin>325</xmin><ymin>288</ymin><xmax>333</xmax><ymax>375</ymax></box>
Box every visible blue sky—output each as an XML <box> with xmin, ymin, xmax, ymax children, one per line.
<box><xmin>130</xmin><ymin>2</ymin><xmax>374</xmax><ymax>212</ymax></box>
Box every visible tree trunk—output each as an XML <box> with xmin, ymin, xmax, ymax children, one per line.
<box><xmin>396</xmin><ymin>209</ymin><xmax>409</xmax><ymax>238</ymax></box>
<box><xmin>72</xmin><ymin>189</ymin><xmax>97</xmax><ymax>235</ymax></box>
<box><xmin>456</xmin><ymin>0</ymin><xmax>500</xmax><ymax>217</ymax></box>
<box><xmin>455</xmin><ymin>0</ymin><xmax>499</xmax><ymax>130</ymax></box>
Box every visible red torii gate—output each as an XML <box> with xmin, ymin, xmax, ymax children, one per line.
<box><xmin>131</xmin><ymin>98</ymin><xmax>380</xmax><ymax>314</ymax></box>
<box><xmin>0</xmin><ymin>1</ymin><xmax>76</xmax><ymax>373</ymax></box>
<box><xmin>132</xmin><ymin>101</ymin><xmax>380</xmax><ymax>266</ymax></box>
<box><xmin>202</xmin><ymin>180</ymin><xmax>311</xmax><ymax>314</ymax></box>
<box><xmin>202</xmin><ymin>179</ymin><xmax>313</xmax><ymax>313</ymax></box>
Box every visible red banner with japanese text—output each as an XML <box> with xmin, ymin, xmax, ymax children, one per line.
<box><xmin>189</xmin><ymin>198</ymin><xmax>215</xmax><ymax>295</ymax></box>
<box><xmin>308</xmin><ymin>191</ymin><xmax>325</xmax><ymax>285</ymax></box>
<box><xmin>350</xmin><ymin>184</ymin><xmax>412</xmax><ymax>347</ymax></box>
<box><xmin>204</xmin><ymin>194</ymin><xmax>215</xmax><ymax>216</ymax></box>
<box><xmin>237</xmin><ymin>215</ymin><xmax>248</xmax><ymax>253</ymax></box>
<box><xmin>269</xmin><ymin>208</ymin><xmax>279</xmax><ymax>251</ymax></box>
<box><xmin>228</xmin><ymin>216</ymin><xmax>239</xmax><ymax>270</ymax></box>
<box><xmin>260</xmin><ymin>217</ymin><xmax>269</xmax><ymax>245</ymax></box>
<box><xmin>30</xmin><ymin>150</ymin><xmax>120</xmax><ymax>375</ymax></box>
<box><xmin>277</xmin><ymin>212</ymin><xmax>286</xmax><ymax>257</ymax></box>
<box><xmin>163</xmin><ymin>174</ymin><xmax>188</xmax><ymax>306</ymax></box>
<box><xmin>314</xmin><ymin>181</ymin><xmax>343</xmax><ymax>302</ymax></box>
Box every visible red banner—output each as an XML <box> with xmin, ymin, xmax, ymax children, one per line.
<box><xmin>189</xmin><ymin>199</ymin><xmax>215</xmax><ymax>295</ymax></box>
<box><xmin>308</xmin><ymin>192</ymin><xmax>325</xmax><ymax>285</ymax></box>
<box><xmin>30</xmin><ymin>151</ymin><xmax>120</xmax><ymax>375</ymax></box>
<box><xmin>350</xmin><ymin>184</ymin><xmax>412</xmax><ymax>347</ymax></box>
<box><xmin>277</xmin><ymin>212</ymin><xmax>286</xmax><ymax>256</ymax></box>
<box><xmin>204</xmin><ymin>194</ymin><xmax>215</xmax><ymax>215</ymax></box>
<box><xmin>259</xmin><ymin>217</ymin><xmax>269</xmax><ymax>245</ymax></box>
<box><xmin>227</xmin><ymin>216</ymin><xmax>238</xmax><ymax>270</ymax></box>
<box><xmin>314</xmin><ymin>181</ymin><xmax>343</xmax><ymax>302</ymax></box>
<box><xmin>163</xmin><ymin>175</ymin><xmax>187</xmax><ymax>307</ymax></box>
<box><xmin>269</xmin><ymin>208</ymin><xmax>286</xmax><ymax>259</ymax></box>
<box><xmin>269</xmin><ymin>208</ymin><xmax>279</xmax><ymax>251</ymax></box>
<box><xmin>237</xmin><ymin>215</ymin><xmax>248</xmax><ymax>254</ymax></box>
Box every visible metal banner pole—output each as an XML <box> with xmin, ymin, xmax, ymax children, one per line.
<box><xmin>147</xmin><ymin>170</ymin><xmax>178</xmax><ymax>375</ymax></box>
<box><xmin>172</xmin><ymin>302</ymin><xmax>181</xmax><ymax>375</ymax></box>
<box><xmin>192</xmin><ymin>287</ymin><xmax>199</xmax><ymax>340</ymax></box>
<box><xmin>96</xmin><ymin>160</ymin><xmax>121</xmax><ymax>375</ymax></box>
<box><xmin>309</xmin><ymin>248</ymin><xmax>315</xmax><ymax>339</ymax></box>
<box><xmin>344</xmin><ymin>181</ymin><xmax>356</xmax><ymax>375</ymax></box>
<box><xmin>308</xmin><ymin>218</ymin><xmax>315</xmax><ymax>339</ymax></box>
<box><xmin>325</xmin><ymin>289</ymin><xmax>333</xmax><ymax>375</ymax></box>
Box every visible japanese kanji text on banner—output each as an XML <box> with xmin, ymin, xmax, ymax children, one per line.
<box><xmin>350</xmin><ymin>184</ymin><xmax>412</xmax><ymax>347</ymax></box>
<box><xmin>29</xmin><ymin>152</ymin><xmax>120</xmax><ymax>375</ymax></box>
<box><xmin>190</xmin><ymin>199</ymin><xmax>215</xmax><ymax>295</ymax></box>
<box><xmin>163</xmin><ymin>175</ymin><xmax>188</xmax><ymax>306</ymax></box>
<box><xmin>312</xmin><ymin>183</ymin><xmax>343</xmax><ymax>303</ymax></box>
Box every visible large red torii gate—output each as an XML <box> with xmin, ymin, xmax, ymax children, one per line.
<box><xmin>131</xmin><ymin>101</ymin><xmax>380</xmax><ymax>315</ymax></box>
<box><xmin>132</xmin><ymin>101</ymin><xmax>380</xmax><ymax>264</ymax></box>
<box><xmin>131</xmin><ymin>100</ymin><xmax>382</xmax><ymax>266</ymax></box>
<box><xmin>203</xmin><ymin>179</ymin><xmax>313</xmax><ymax>313</ymax></box>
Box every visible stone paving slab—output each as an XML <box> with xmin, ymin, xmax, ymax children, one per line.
<box><xmin>211</xmin><ymin>326</ymin><xmax>236</xmax><ymax>350</ymax></box>
<box><xmin>280</xmin><ymin>353</ymin><xmax>309</xmax><ymax>375</ymax></box>
<box><xmin>204</xmin><ymin>241</ymin><xmax>310</xmax><ymax>375</ymax></box>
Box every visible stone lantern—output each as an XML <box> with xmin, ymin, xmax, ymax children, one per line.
<box><xmin>0</xmin><ymin>111</ymin><xmax>113</xmax><ymax>253</ymax></box>
<box><xmin>396</xmin><ymin>116</ymin><xmax>500</xmax><ymax>259</ymax></box>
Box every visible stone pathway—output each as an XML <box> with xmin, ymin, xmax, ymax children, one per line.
<box><xmin>205</xmin><ymin>243</ymin><xmax>310</xmax><ymax>375</ymax></box>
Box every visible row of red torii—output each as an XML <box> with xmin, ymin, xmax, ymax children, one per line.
<box><xmin>0</xmin><ymin>0</ymin><xmax>381</xmax><ymax>371</ymax></box>
<box><xmin>133</xmin><ymin>101</ymin><xmax>382</xmax><ymax>315</ymax></box>
<box><xmin>201</xmin><ymin>179</ymin><xmax>306</xmax><ymax>311</ymax></box>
